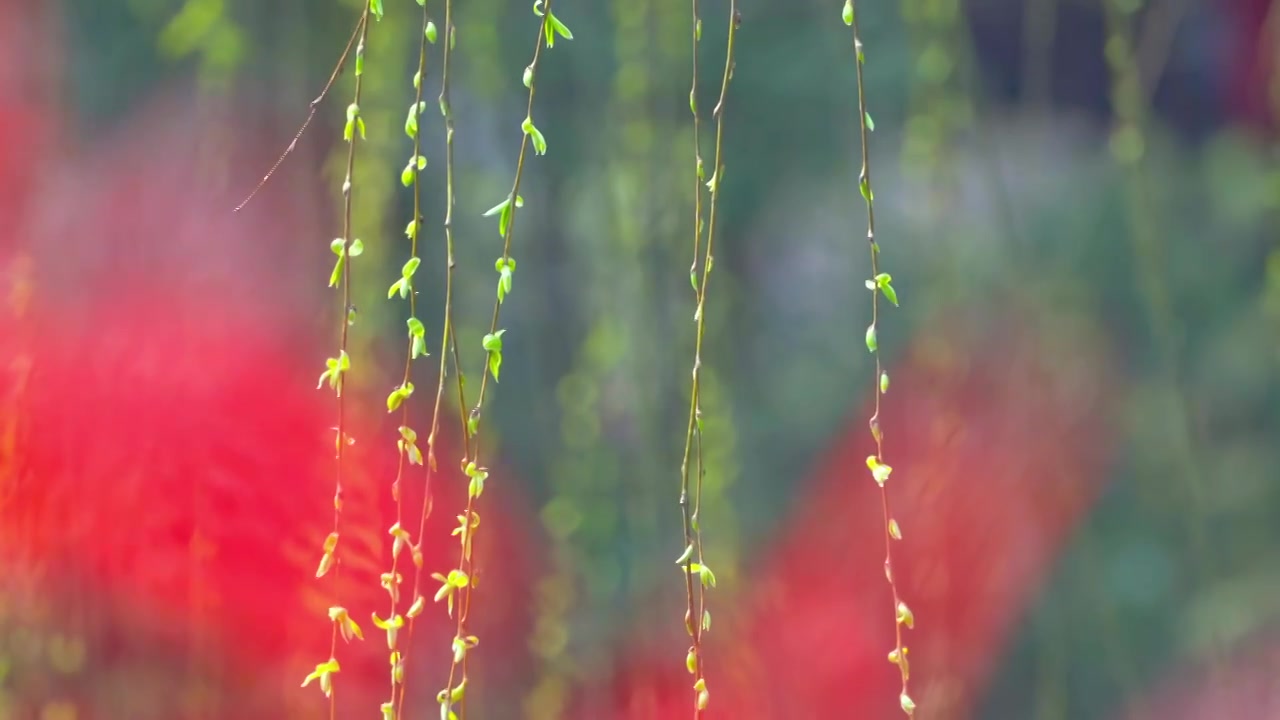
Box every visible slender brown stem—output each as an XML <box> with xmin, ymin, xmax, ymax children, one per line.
<box><xmin>441</xmin><ymin>5</ymin><xmax>556</xmax><ymax>716</ymax></box>
<box><xmin>848</xmin><ymin>2</ymin><xmax>913</xmax><ymax>714</ymax></box>
<box><xmin>325</xmin><ymin>10</ymin><xmax>371</xmax><ymax>720</ymax></box>
<box><xmin>234</xmin><ymin>16</ymin><xmax>364</xmax><ymax>213</ymax></box>
<box><xmin>398</xmin><ymin>1</ymin><xmax>471</xmax><ymax>717</ymax></box>
<box><xmin>679</xmin><ymin>0</ymin><xmax>704</xmax><ymax>705</ymax></box>
<box><xmin>377</xmin><ymin>3</ymin><xmax>436</xmax><ymax>718</ymax></box>
<box><xmin>679</xmin><ymin>1</ymin><xmax>737</xmax><ymax>716</ymax></box>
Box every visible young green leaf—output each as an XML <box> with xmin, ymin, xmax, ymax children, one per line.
<box><xmin>875</xmin><ymin>273</ymin><xmax>899</xmax><ymax>306</ymax></box>
<box><xmin>469</xmin><ymin>465</ymin><xmax>487</xmax><ymax>498</ymax></box>
<box><xmin>522</xmin><ymin>117</ymin><xmax>548</xmax><ymax>156</ymax></box>
<box><xmin>695</xmin><ymin>678</ymin><xmax>710</xmax><ymax>710</ymax></box>
<box><xmin>407</xmin><ymin>317</ymin><xmax>428</xmax><ymax>359</ymax></box>
<box><xmin>402</xmin><ymin>257</ymin><xmax>421</xmax><ymax>279</ymax></box>
<box><xmin>301</xmin><ymin>658</ymin><xmax>340</xmax><ymax>697</ymax></box>
<box><xmin>329</xmin><ymin>255</ymin><xmax>345</xmax><ymax>288</ymax></box>
<box><xmin>675</xmin><ymin>544</ymin><xmax>695</xmax><ymax>565</ymax></box>
<box><xmin>496</xmin><ymin>258</ymin><xmax>516</xmax><ymax>303</ymax></box>
<box><xmin>896</xmin><ymin>601</ymin><xmax>915</xmax><ymax>629</ymax></box>
<box><xmin>482</xmin><ymin>197</ymin><xmax>512</xmax><ymax>217</ymax></box>
<box><xmin>386</xmin><ymin>382</ymin><xmax>414</xmax><ymax>412</ymax></box>
<box><xmin>549</xmin><ymin>13</ymin><xmax>574</xmax><ymax>42</ymax></box>
<box><xmin>405</xmin><ymin>101</ymin><xmax>423</xmax><ymax>139</ymax></box>
<box><xmin>481</xmin><ymin>329</ymin><xmax>506</xmax><ymax>352</ymax></box>
<box><xmin>483</xmin><ymin>330</ymin><xmax>507</xmax><ymax>382</ymax></box>
<box><xmin>866</xmin><ymin>455</ymin><xmax>893</xmax><ymax>485</ymax></box>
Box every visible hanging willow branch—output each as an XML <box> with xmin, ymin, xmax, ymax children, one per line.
<box><xmin>304</xmin><ymin>4</ymin><xmax>378</xmax><ymax>719</ymax></box>
<box><xmin>678</xmin><ymin>0</ymin><xmax>738</xmax><ymax>715</ymax></box>
<box><xmin>396</xmin><ymin>0</ymin><xmax>472</xmax><ymax>718</ymax></box>
<box><xmin>371</xmin><ymin>1</ymin><xmax>437</xmax><ymax>718</ymax></box>
<box><xmin>433</xmin><ymin>2</ymin><xmax>572</xmax><ymax>718</ymax></box>
<box><xmin>842</xmin><ymin>0</ymin><xmax>914</xmax><ymax>715</ymax></box>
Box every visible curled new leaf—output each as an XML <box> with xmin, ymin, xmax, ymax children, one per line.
<box><xmin>451</xmin><ymin>635</ymin><xmax>479</xmax><ymax>664</ymax></box>
<box><xmin>521</xmin><ymin>116</ymin><xmax>548</xmax><ymax>156</ymax></box>
<box><xmin>407</xmin><ymin>317</ymin><xmax>429</xmax><ymax>359</ymax></box>
<box><xmin>896</xmin><ymin>601</ymin><xmax>915</xmax><ymax>629</ymax></box>
<box><xmin>675</xmin><ymin>543</ymin><xmax>694</xmax><ymax>565</ymax></box>
<box><xmin>316</xmin><ymin>551</ymin><xmax>335</xmax><ymax>578</ymax></box>
<box><xmin>301</xmin><ymin>658</ymin><xmax>340</xmax><ymax>696</ymax></box>
<box><xmin>407</xmin><ymin>595</ymin><xmax>426</xmax><ymax>618</ymax></box>
<box><xmin>371</xmin><ymin>612</ymin><xmax>405</xmax><ymax>650</ymax></box>
<box><xmin>688</xmin><ymin>562</ymin><xmax>717</xmax><ymax>588</ymax></box>
<box><xmin>386</xmin><ymin>382</ymin><xmax>414</xmax><ymax>412</ymax></box>
<box><xmin>465</xmin><ymin>462</ymin><xmax>489</xmax><ymax>499</ymax></box>
<box><xmin>888</xmin><ymin>646</ymin><xmax>910</xmax><ymax>678</ymax></box>
<box><xmin>402</xmin><ymin>257</ymin><xmax>422</xmax><ymax>279</ymax></box>
<box><xmin>484</xmin><ymin>195</ymin><xmax>524</xmax><ymax>237</ymax></box>
<box><xmin>549</xmin><ymin>13</ymin><xmax>574</xmax><ymax>42</ymax></box>
<box><xmin>694</xmin><ymin>678</ymin><xmax>709</xmax><ymax>710</ymax></box>
<box><xmin>405</xmin><ymin>101</ymin><xmax>425</xmax><ymax>139</ymax></box>
<box><xmin>866</xmin><ymin>455</ymin><xmax>893</xmax><ymax>485</ymax></box>
<box><xmin>329</xmin><ymin>607</ymin><xmax>365</xmax><ymax>643</ymax></box>
<box><xmin>495</xmin><ymin>258</ymin><xmax>516</xmax><ymax>303</ymax></box>
<box><xmin>875</xmin><ymin>272</ymin><xmax>899</xmax><ymax>306</ymax></box>
<box><xmin>344</xmin><ymin>103</ymin><xmax>361</xmax><ymax>142</ymax></box>
<box><xmin>482</xmin><ymin>198</ymin><xmax>511</xmax><ymax>217</ymax></box>
<box><xmin>483</xmin><ymin>330</ymin><xmax>507</xmax><ymax>382</ymax></box>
